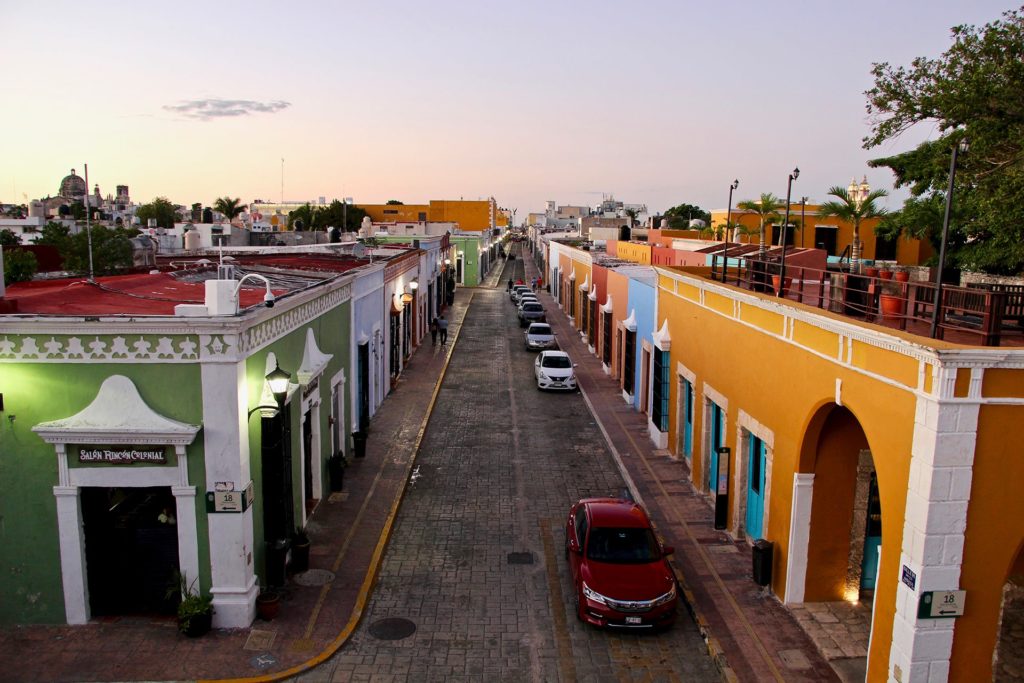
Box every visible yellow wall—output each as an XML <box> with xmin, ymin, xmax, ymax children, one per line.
<box><xmin>656</xmin><ymin>265</ymin><xmax>925</xmax><ymax>680</ymax></box>
<box><xmin>612</xmin><ymin>241</ymin><xmax>652</xmax><ymax>265</ymax></box>
<box><xmin>359</xmin><ymin>199</ymin><xmax>508</xmax><ymax>231</ymax></box>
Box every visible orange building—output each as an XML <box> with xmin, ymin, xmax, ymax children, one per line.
<box><xmin>359</xmin><ymin>198</ymin><xmax>508</xmax><ymax>232</ymax></box>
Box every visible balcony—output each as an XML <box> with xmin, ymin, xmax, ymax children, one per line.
<box><xmin>710</xmin><ymin>251</ymin><xmax>1024</xmax><ymax>347</ymax></box>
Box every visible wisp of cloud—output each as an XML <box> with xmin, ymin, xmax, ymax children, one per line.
<box><xmin>164</xmin><ymin>99</ymin><xmax>291</xmax><ymax>121</ymax></box>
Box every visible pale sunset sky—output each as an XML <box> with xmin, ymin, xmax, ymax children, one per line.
<box><xmin>0</xmin><ymin>1</ymin><xmax>1015</xmax><ymax>217</ymax></box>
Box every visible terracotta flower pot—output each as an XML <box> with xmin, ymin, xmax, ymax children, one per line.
<box><xmin>894</xmin><ymin>271</ymin><xmax>910</xmax><ymax>282</ymax></box>
<box><xmin>256</xmin><ymin>590</ymin><xmax>281</xmax><ymax>621</ymax></box>
<box><xmin>879</xmin><ymin>293</ymin><xmax>906</xmax><ymax>318</ymax></box>
<box><xmin>879</xmin><ymin>270</ymin><xmax>894</xmax><ymax>280</ymax></box>
<box><xmin>864</xmin><ymin>267</ymin><xmax>880</xmax><ymax>278</ymax></box>
<box><xmin>771</xmin><ymin>275</ymin><xmax>792</xmax><ymax>296</ymax></box>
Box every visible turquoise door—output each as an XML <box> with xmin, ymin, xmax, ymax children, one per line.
<box><xmin>860</xmin><ymin>473</ymin><xmax>882</xmax><ymax>591</ymax></box>
<box><xmin>708</xmin><ymin>403</ymin><xmax>725</xmax><ymax>493</ymax></box>
<box><xmin>745</xmin><ymin>436</ymin><xmax>766</xmax><ymax>539</ymax></box>
<box><xmin>683</xmin><ymin>380</ymin><xmax>693</xmax><ymax>459</ymax></box>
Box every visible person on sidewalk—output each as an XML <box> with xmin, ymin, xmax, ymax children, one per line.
<box><xmin>429</xmin><ymin>317</ymin><xmax>439</xmax><ymax>346</ymax></box>
<box><xmin>438</xmin><ymin>315</ymin><xmax>449</xmax><ymax>345</ymax></box>
<box><xmin>507</xmin><ymin>278</ymin><xmax>513</xmax><ymax>292</ymax></box>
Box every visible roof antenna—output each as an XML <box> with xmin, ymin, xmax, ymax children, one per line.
<box><xmin>84</xmin><ymin>163</ymin><xmax>95</xmax><ymax>282</ymax></box>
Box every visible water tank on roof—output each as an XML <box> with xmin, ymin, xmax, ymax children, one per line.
<box><xmin>184</xmin><ymin>229</ymin><xmax>201</xmax><ymax>251</ymax></box>
<box><xmin>689</xmin><ymin>219</ymin><xmax>707</xmax><ymax>229</ymax></box>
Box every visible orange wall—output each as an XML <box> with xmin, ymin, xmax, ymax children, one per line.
<box><xmin>605</xmin><ymin>271</ymin><xmax>631</xmax><ymax>378</ymax></box>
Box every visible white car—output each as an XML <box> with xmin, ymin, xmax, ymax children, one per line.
<box><xmin>535</xmin><ymin>350</ymin><xmax>577</xmax><ymax>391</ymax></box>
<box><xmin>510</xmin><ymin>285</ymin><xmax>531</xmax><ymax>303</ymax></box>
<box><xmin>524</xmin><ymin>323</ymin><xmax>556</xmax><ymax>351</ymax></box>
<box><xmin>517</xmin><ymin>293</ymin><xmax>539</xmax><ymax>307</ymax></box>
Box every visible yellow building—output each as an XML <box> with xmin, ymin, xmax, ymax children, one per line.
<box><xmin>359</xmin><ymin>198</ymin><xmax>508</xmax><ymax>232</ymax></box>
<box><xmin>652</xmin><ymin>264</ymin><xmax>1024</xmax><ymax>681</ymax></box>
<box><xmin>710</xmin><ymin>203</ymin><xmax>932</xmax><ymax>267</ymax></box>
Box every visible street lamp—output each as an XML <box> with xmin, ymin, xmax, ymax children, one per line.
<box><xmin>722</xmin><ymin>179</ymin><xmax>739</xmax><ymax>284</ymax></box>
<box><xmin>777</xmin><ymin>167</ymin><xmax>800</xmax><ymax>297</ymax></box>
<box><xmin>799</xmin><ymin>197</ymin><xmax>808</xmax><ymax>248</ymax></box>
<box><xmin>266</xmin><ymin>362</ymin><xmax>291</xmax><ymax>406</ymax></box>
<box><xmin>930</xmin><ymin>138</ymin><xmax>968</xmax><ymax>339</ymax></box>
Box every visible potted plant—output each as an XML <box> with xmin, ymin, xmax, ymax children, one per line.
<box><xmin>166</xmin><ymin>571</ymin><xmax>214</xmax><ymax>637</ymax></box>
<box><xmin>879</xmin><ymin>280</ymin><xmax>907</xmax><ymax>319</ymax></box>
<box><xmin>255</xmin><ymin>586</ymin><xmax>281</xmax><ymax>621</ymax></box>
<box><xmin>290</xmin><ymin>527</ymin><xmax>311</xmax><ymax>574</ymax></box>
<box><xmin>328</xmin><ymin>451</ymin><xmax>347</xmax><ymax>492</ymax></box>
<box><xmin>352</xmin><ymin>429</ymin><xmax>368</xmax><ymax>458</ymax></box>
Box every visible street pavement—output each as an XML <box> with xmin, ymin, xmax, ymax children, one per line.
<box><xmin>0</xmin><ymin>244</ymin><xmax>841</xmax><ymax>683</ymax></box>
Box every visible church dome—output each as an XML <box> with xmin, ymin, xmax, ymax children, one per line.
<box><xmin>59</xmin><ymin>169</ymin><xmax>87</xmax><ymax>201</ymax></box>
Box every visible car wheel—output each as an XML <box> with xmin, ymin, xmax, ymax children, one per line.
<box><xmin>573</xmin><ymin>589</ymin><xmax>584</xmax><ymax>622</ymax></box>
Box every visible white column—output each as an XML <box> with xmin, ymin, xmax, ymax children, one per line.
<box><xmin>201</xmin><ymin>361</ymin><xmax>258</xmax><ymax>627</ymax></box>
<box><xmin>54</xmin><ymin>484</ymin><xmax>88</xmax><ymax>624</ymax></box>
<box><xmin>785</xmin><ymin>472</ymin><xmax>815</xmax><ymax>604</ymax></box>
<box><xmin>888</xmin><ymin>395</ymin><xmax>978</xmax><ymax>683</ymax></box>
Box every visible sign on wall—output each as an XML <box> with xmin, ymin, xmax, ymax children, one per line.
<box><xmin>79</xmin><ymin>447</ymin><xmax>167</xmax><ymax>464</ymax></box>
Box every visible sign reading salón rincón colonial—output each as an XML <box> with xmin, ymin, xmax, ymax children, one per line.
<box><xmin>79</xmin><ymin>447</ymin><xmax>167</xmax><ymax>464</ymax></box>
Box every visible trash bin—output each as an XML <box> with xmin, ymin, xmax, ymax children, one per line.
<box><xmin>352</xmin><ymin>431</ymin><xmax>367</xmax><ymax>458</ymax></box>
<box><xmin>752</xmin><ymin>539</ymin><xmax>773</xmax><ymax>587</ymax></box>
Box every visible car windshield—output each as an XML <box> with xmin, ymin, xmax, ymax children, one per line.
<box><xmin>529</xmin><ymin>325</ymin><xmax>552</xmax><ymax>335</ymax></box>
<box><xmin>541</xmin><ymin>356</ymin><xmax>572</xmax><ymax>369</ymax></box>
<box><xmin>586</xmin><ymin>527</ymin><xmax>661</xmax><ymax>564</ymax></box>
<box><xmin>522</xmin><ymin>304</ymin><xmax>542</xmax><ymax>311</ymax></box>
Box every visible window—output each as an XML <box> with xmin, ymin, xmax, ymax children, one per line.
<box><xmin>586</xmin><ymin>527</ymin><xmax>660</xmax><ymax>564</ymax></box>
<box><xmin>652</xmin><ymin>350</ymin><xmax>669</xmax><ymax>432</ymax></box>
<box><xmin>623</xmin><ymin>330</ymin><xmax>636</xmax><ymax>394</ymax></box>
<box><xmin>383</xmin><ymin>209</ymin><xmax>398</xmax><ymax>215</ymax></box>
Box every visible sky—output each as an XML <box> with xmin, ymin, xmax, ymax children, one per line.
<box><xmin>1</xmin><ymin>1</ymin><xmax>1016</xmax><ymax>219</ymax></box>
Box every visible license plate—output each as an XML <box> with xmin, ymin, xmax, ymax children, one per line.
<box><xmin>625</xmin><ymin>616</ymin><xmax>642</xmax><ymax>625</ymax></box>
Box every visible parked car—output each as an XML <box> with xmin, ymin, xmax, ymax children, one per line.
<box><xmin>524</xmin><ymin>322</ymin><xmax>556</xmax><ymax>351</ymax></box>
<box><xmin>565</xmin><ymin>498</ymin><xmax>678</xmax><ymax>630</ymax></box>
<box><xmin>518</xmin><ymin>301</ymin><xmax>546</xmax><ymax>326</ymax></box>
<box><xmin>534</xmin><ymin>350</ymin><xmax>576</xmax><ymax>390</ymax></box>
<box><xmin>517</xmin><ymin>293</ymin><xmax>539</xmax><ymax>307</ymax></box>
<box><xmin>510</xmin><ymin>285</ymin><xmax>531</xmax><ymax>302</ymax></box>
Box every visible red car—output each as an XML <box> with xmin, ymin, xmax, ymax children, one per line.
<box><xmin>565</xmin><ymin>498</ymin><xmax>678</xmax><ymax>629</ymax></box>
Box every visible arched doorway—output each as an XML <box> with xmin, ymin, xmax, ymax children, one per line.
<box><xmin>993</xmin><ymin>546</ymin><xmax>1024</xmax><ymax>681</ymax></box>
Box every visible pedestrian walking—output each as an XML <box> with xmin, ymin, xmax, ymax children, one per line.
<box><xmin>438</xmin><ymin>315</ymin><xmax>449</xmax><ymax>345</ymax></box>
<box><xmin>430</xmin><ymin>317</ymin><xmax>439</xmax><ymax>346</ymax></box>
<box><xmin>507</xmin><ymin>278</ymin><xmax>513</xmax><ymax>292</ymax></box>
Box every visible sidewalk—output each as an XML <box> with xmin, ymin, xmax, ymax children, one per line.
<box><xmin>0</xmin><ymin>290</ymin><xmax>475</xmax><ymax>683</ymax></box>
<box><xmin>517</xmin><ymin>250</ymin><xmax>844</xmax><ymax>682</ymax></box>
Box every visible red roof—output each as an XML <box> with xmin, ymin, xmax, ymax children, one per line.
<box><xmin>3</xmin><ymin>273</ymin><xmax>284</xmax><ymax>316</ymax></box>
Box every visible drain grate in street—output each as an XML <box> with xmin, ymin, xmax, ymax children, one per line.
<box><xmin>369</xmin><ymin>617</ymin><xmax>417</xmax><ymax>641</ymax></box>
<box><xmin>778</xmin><ymin>649</ymin><xmax>811</xmax><ymax>670</ymax></box>
<box><xmin>293</xmin><ymin>569</ymin><xmax>335</xmax><ymax>586</ymax></box>
<box><xmin>507</xmin><ymin>552</ymin><xmax>535</xmax><ymax>565</ymax></box>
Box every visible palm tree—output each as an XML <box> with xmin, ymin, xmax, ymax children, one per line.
<box><xmin>736</xmin><ymin>193</ymin><xmax>784</xmax><ymax>256</ymax></box>
<box><xmin>816</xmin><ymin>185</ymin><xmax>888</xmax><ymax>273</ymax></box>
<box><xmin>213</xmin><ymin>197</ymin><xmax>247</xmax><ymax>225</ymax></box>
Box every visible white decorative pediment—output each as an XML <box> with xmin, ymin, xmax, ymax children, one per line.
<box><xmin>569</xmin><ymin>268</ymin><xmax>576</xmax><ymax>281</ymax></box>
<box><xmin>588</xmin><ymin>283</ymin><xmax>598</xmax><ymax>302</ymax></box>
<box><xmin>622</xmin><ymin>309</ymin><xmax>638</xmax><ymax>332</ymax></box>
<box><xmin>580</xmin><ymin>275</ymin><xmax>590</xmax><ymax>292</ymax></box>
<box><xmin>601</xmin><ymin>294</ymin><xmax>614</xmax><ymax>314</ymax></box>
<box><xmin>297</xmin><ymin>328</ymin><xmax>333</xmax><ymax>385</ymax></box>
<box><xmin>653</xmin><ymin>319</ymin><xmax>672</xmax><ymax>351</ymax></box>
<box><xmin>33</xmin><ymin>375</ymin><xmax>200</xmax><ymax>445</ymax></box>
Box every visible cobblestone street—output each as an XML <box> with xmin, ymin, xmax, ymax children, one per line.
<box><xmin>299</xmin><ymin>280</ymin><xmax>718</xmax><ymax>682</ymax></box>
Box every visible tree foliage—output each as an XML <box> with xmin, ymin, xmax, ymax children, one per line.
<box><xmin>136</xmin><ymin>197</ymin><xmax>179</xmax><ymax>230</ymax></box>
<box><xmin>289</xmin><ymin>201</ymin><xmax>368</xmax><ymax>232</ymax></box>
<box><xmin>816</xmin><ymin>186</ymin><xmax>888</xmax><ymax>271</ymax></box>
<box><xmin>736</xmin><ymin>193</ymin><xmax>784</xmax><ymax>254</ymax></box>
<box><xmin>3</xmin><ymin>248</ymin><xmax>37</xmax><ymax>285</ymax></box>
<box><xmin>386</xmin><ymin>199</ymin><xmax>404</xmax><ymax>205</ymax></box>
<box><xmin>865</xmin><ymin>6</ymin><xmax>1024</xmax><ymax>274</ymax></box>
<box><xmin>213</xmin><ymin>196</ymin><xmax>246</xmax><ymax>222</ymax></box>
<box><xmin>35</xmin><ymin>222</ymin><xmax>136</xmax><ymax>275</ymax></box>
<box><xmin>662</xmin><ymin>203</ymin><xmax>711</xmax><ymax>229</ymax></box>
<box><xmin>0</xmin><ymin>228</ymin><xmax>20</xmax><ymax>247</ymax></box>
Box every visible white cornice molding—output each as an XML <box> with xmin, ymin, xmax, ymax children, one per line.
<box><xmin>297</xmin><ymin>328</ymin><xmax>333</xmax><ymax>385</ymax></box>
<box><xmin>33</xmin><ymin>375</ymin><xmax>200</xmax><ymax>445</ymax></box>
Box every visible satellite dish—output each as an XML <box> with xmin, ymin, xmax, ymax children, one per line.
<box><xmin>352</xmin><ymin>243</ymin><xmax>367</xmax><ymax>258</ymax></box>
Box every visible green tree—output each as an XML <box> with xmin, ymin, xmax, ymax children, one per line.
<box><xmin>816</xmin><ymin>186</ymin><xmax>889</xmax><ymax>272</ymax></box>
<box><xmin>3</xmin><ymin>248</ymin><xmax>37</xmax><ymax>285</ymax></box>
<box><xmin>213</xmin><ymin>196</ymin><xmax>247</xmax><ymax>223</ymax></box>
<box><xmin>864</xmin><ymin>7</ymin><xmax>1024</xmax><ymax>274</ymax></box>
<box><xmin>288</xmin><ymin>203</ymin><xmax>319</xmax><ymax>231</ymax></box>
<box><xmin>136</xmin><ymin>197</ymin><xmax>179</xmax><ymax>230</ymax></box>
<box><xmin>663</xmin><ymin>203</ymin><xmax>711</xmax><ymax>229</ymax></box>
<box><xmin>736</xmin><ymin>193</ymin><xmax>785</xmax><ymax>256</ymax></box>
<box><xmin>385</xmin><ymin>199</ymin><xmax>404</xmax><ymax>205</ymax></box>
<box><xmin>35</xmin><ymin>221</ymin><xmax>72</xmax><ymax>251</ymax></box>
<box><xmin>0</xmin><ymin>228</ymin><xmax>19</xmax><ymax>247</ymax></box>
<box><xmin>64</xmin><ymin>226</ymin><xmax>135</xmax><ymax>275</ymax></box>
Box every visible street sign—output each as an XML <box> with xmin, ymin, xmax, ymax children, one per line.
<box><xmin>918</xmin><ymin>590</ymin><xmax>966</xmax><ymax>619</ymax></box>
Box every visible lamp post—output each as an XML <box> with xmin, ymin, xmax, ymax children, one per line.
<box><xmin>722</xmin><ymin>179</ymin><xmax>739</xmax><ymax>284</ymax></box>
<box><xmin>777</xmin><ymin>167</ymin><xmax>800</xmax><ymax>297</ymax></box>
<box><xmin>266</xmin><ymin>362</ymin><xmax>291</xmax><ymax>407</ymax></box>
<box><xmin>800</xmin><ymin>197</ymin><xmax>807</xmax><ymax>248</ymax></box>
<box><xmin>929</xmin><ymin>139</ymin><xmax>968</xmax><ymax>338</ymax></box>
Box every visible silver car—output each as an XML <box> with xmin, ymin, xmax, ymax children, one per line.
<box><xmin>518</xmin><ymin>301</ymin><xmax>546</xmax><ymax>327</ymax></box>
<box><xmin>534</xmin><ymin>350</ymin><xmax>577</xmax><ymax>391</ymax></box>
<box><xmin>524</xmin><ymin>322</ymin><xmax>556</xmax><ymax>351</ymax></box>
